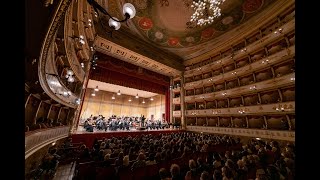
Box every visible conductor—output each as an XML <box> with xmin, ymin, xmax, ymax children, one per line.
<box><xmin>141</xmin><ymin>115</ymin><xmax>146</xmax><ymax>127</ymax></box>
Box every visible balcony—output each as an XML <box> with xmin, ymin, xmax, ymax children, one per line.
<box><xmin>25</xmin><ymin>126</ymin><xmax>70</xmax><ymax>159</ymax></box>
<box><xmin>186</xmin><ymin>126</ymin><xmax>295</xmax><ymax>141</ymax></box>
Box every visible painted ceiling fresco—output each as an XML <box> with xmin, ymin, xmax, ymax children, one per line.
<box><xmin>103</xmin><ymin>0</ymin><xmax>276</xmax><ymax>60</ymax></box>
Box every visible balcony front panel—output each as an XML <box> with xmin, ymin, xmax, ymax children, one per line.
<box><xmin>185</xmin><ymin>45</ymin><xmax>294</xmax><ymax>88</ymax></box>
<box><xmin>184</xmin><ymin>73</ymin><xmax>294</xmax><ymax>103</ymax></box>
<box><xmin>186</xmin><ymin>126</ymin><xmax>295</xmax><ymax>141</ymax></box>
<box><xmin>25</xmin><ymin>126</ymin><xmax>70</xmax><ymax>159</ymax></box>
<box><xmin>184</xmin><ymin>19</ymin><xmax>295</xmax><ymax>76</ymax></box>
<box><xmin>173</xmin><ymin>97</ymin><xmax>181</xmax><ymax>104</ymax></box>
<box><xmin>173</xmin><ymin>111</ymin><xmax>181</xmax><ymax>117</ymax></box>
<box><xmin>185</xmin><ymin>101</ymin><xmax>294</xmax><ymax>116</ymax></box>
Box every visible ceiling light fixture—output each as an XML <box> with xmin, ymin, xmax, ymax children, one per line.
<box><xmin>111</xmin><ymin>94</ymin><xmax>115</xmax><ymax>99</ymax></box>
<box><xmin>135</xmin><ymin>94</ymin><xmax>139</xmax><ymax>98</ymax></box>
<box><xmin>190</xmin><ymin>0</ymin><xmax>226</xmax><ymax>26</ymax></box>
<box><xmin>117</xmin><ymin>90</ymin><xmax>121</xmax><ymax>95</ymax></box>
<box><xmin>150</xmin><ymin>97</ymin><xmax>154</xmax><ymax>101</ymax></box>
<box><xmin>87</xmin><ymin>0</ymin><xmax>136</xmax><ymax>31</ymax></box>
<box><xmin>94</xmin><ymin>86</ymin><xmax>99</xmax><ymax>91</ymax></box>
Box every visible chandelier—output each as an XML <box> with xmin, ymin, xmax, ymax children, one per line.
<box><xmin>190</xmin><ymin>0</ymin><xmax>226</xmax><ymax>26</ymax></box>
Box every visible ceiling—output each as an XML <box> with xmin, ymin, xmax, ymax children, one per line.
<box><xmin>97</xmin><ymin>0</ymin><xmax>276</xmax><ymax>61</ymax></box>
<box><xmin>87</xmin><ymin>79</ymin><xmax>159</xmax><ymax>98</ymax></box>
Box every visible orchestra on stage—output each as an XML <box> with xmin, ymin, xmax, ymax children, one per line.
<box><xmin>80</xmin><ymin>114</ymin><xmax>176</xmax><ymax>132</ymax></box>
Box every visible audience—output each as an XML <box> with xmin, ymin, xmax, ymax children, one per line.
<box><xmin>35</xmin><ymin>132</ymin><xmax>295</xmax><ymax>180</ymax></box>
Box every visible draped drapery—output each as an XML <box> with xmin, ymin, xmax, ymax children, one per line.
<box><xmin>90</xmin><ymin>54</ymin><xmax>172</xmax><ymax>121</ymax></box>
<box><xmin>90</xmin><ymin>66</ymin><xmax>168</xmax><ymax>94</ymax></box>
<box><xmin>94</xmin><ymin>52</ymin><xmax>170</xmax><ymax>86</ymax></box>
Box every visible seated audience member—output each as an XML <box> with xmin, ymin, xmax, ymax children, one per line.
<box><xmin>213</xmin><ymin>169</ymin><xmax>223</xmax><ymax>180</ymax></box>
<box><xmin>188</xmin><ymin>159</ymin><xmax>198</xmax><ymax>178</ymax></box>
<box><xmin>159</xmin><ymin>168</ymin><xmax>171</xmax><ymax>180</ymax></box>
<box><xmin>115</xmin><ymin>152</ymin><xmax>124</xmax><ymax>167</ymax></box>
<box><xmin>131</xmin><ymin>152</ymin><xmax>146</xmax><ymax>171</ymax></box>
<box><xmin>170</xmin><ymin>164</ymin><xmax>183</xmax><ymax>180</ymax></box>
<box><xmin>122</xmin><ymin>155</ymin><xmax>130</xmax><ymax>167</ymax></box>
<box><xmin>146</xmin><ymin>153</ymin><xmax>156</xmax><ymax>165</ymax></box>
<box><xmin>102</xmin><ymin>154</ymin><xmax>112</xmax><ymax>167</ymax></box>
<box><xmin>200</xmin><ymin>171</ymin><xmax>210</xmax><ymax>180</ymax></box>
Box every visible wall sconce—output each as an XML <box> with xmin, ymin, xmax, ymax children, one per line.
<box><xmin>274</xmin><ymin>28</ymin><xmax>283</xmax><ymax>34</ymax></box>
<box><xmin>249</xmin><ymin>85</ymin><xmax>257</xmax><ymax>90</ymax></box>
<box><xmin>273</xmin><ymin>104</ymin><xmax>293</xmax><ymax>112</ymax></box>
<box><xmin>91</xmin><ymin>90</ymin><xmax>96</xmax><ymax>96</ymax></box>
<box><xmin>261</xmin><ymin>59</ymin><xmax>269</xmax><ymax>64</ymax></box>
<box><xmin>69</xmin><ymin>35</ymin><xmax>86</xmax><ymax>45</ymax></box>
<box><xmin>91</xmin><ymin>55</ymin><xmax>98</xmax><ymax>69</ymax></box>
<box><xmin>75</xmin><ymin>98</ymin><xmax>81</xmax><ymax>105</ymax></box>
<box><xmin>65</xmin><ymin>69</ymin><xmax>75</xmax><ymax>83</ymax></box>
<box><xmin>238</xmin><ymin>109</ymin><xmax>246</xmax><ymax>114</ymax></box>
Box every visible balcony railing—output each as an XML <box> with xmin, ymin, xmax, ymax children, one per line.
<box><xmin>186</xmin><ymin>126</ymin><xmax>295</xmax><ymax>141</ymax></box>
<box><xmin>25</xmin><ymin>126</ymin><xmax>70</xmax><ymax>159</ymax></box>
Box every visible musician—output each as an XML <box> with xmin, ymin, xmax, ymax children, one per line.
<box><xmin>84</xmin><ymin>118</ymin><xmax>94</xmax><ymax>132</ymax></box>
<box><xmin>141</xmin><ymin>115</ymin><xmax>146</xmax><ymax>127</ymax></box>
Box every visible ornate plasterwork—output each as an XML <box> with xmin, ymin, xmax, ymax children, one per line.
<box><xmin>94</xmin><ymin>36</ymin><xmax>182</xmax><ymax>77</ymax></box>
<box><xmin>186</xmin><ymin>126</ymin><xmax>295</xmax><ymax>141</ymax></box>
<box><xmin>38</xmin><ymin>0</ymin><xmax>77</xmax><ymax>108</ymax></box>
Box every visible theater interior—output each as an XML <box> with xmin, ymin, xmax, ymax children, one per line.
<box><xmin>25</xmin><ymin>0</ymin><xmax>295</xmax><ymax>179</ymax></box>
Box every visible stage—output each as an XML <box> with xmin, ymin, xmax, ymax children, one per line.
<box><xmin>71</xmin><ymin>127</ymin><xmax>183</xmax><ymax>147</ymax></box>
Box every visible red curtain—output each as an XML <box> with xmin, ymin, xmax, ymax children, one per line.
<box><xmin>91</xmin><ymin>66</ymin><xmax>168</xmax><ymax>94</ymax></box>
<box><xmin>165</xmin><ymin>87</ymin><xmax>170</xmax><ymax>123</ymax></box>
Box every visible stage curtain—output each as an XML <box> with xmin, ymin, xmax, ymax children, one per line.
<box><xmin>91</xmin><ymin>66</ymin><xmax>168</xmax><ymax>95</ymax></box>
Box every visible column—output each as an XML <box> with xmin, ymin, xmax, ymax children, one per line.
<box><xmin>263</xmin><ymin>116</ymin><xmax>268</xmax><ymax>129</ymax></box>
<box><xmin>33</xmin><ymin>100</ymin><xmax>43</xmax><ymax>125</ymax></box>
<box><xmin>46</xmin><ymin>104</ymin><xmax>53</xmax><ymax>119</ymax></box>
<box><xmin>277</xmin><ymin>89</ymin><xmax>283</xmax><ymax>102</ymax></box>
<box><xmin>25</xmin><ymin>93</ymin><xmax>32</xmax><ymax>108</ymax></box>
<box><xmin>170</xmin><ymin>77</ymin><xmax>174</xmax><ymax>124</ymax></box>
<box><xmin>180</xmin><ymin>72</ymin><xmax>186</xmax><ymax>129</ymax></box>
<box><xmin>71</xmin><ymin>61</ymin><xmax>91</xmax><ymax>133</ymax></box>
<box><xmin>285</xmin><ymin>114</ymin><xmax>292</xmax><ymax>130</ymax></box>
<box><xmin>245</xmin><ymin>116</ymin><xmax>249</xmax><ymax>128</ymax></box>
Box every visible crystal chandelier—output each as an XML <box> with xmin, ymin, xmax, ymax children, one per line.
<box><xmin>190</xmin><ymin>0</ymin><xmax>226</xmax><ymax>26</ymax></box>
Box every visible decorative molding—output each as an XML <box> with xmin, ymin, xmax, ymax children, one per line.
<box><xmin>184</xmin><ymin>17</ymin><xmax>294</xmax><ymax>76</ymax></box>
<box><xmin>94</xmin><ymin>36</ymin><xmax>181</xmax><ymax>77</ymax></box>
<box><xmin>38</xmin><ymin>0</ymin><xmax>76</xmax><ymax>108</ymax></box>
<box><xmin>25</xmin><ymin>126</ymin><xmax>70</xmax><ymax>159</ymax></box>
<box><xmin>173</xmin><ymin>97</ymin><xmax>181</xmax><ymax>104</ymax></box>
<box><xmin>183</xmin><ymin>0</ymin><xmax>294</xmax><ymax>64</ymax></box>
<box><xmin>186</xmin><ymin>126</ymin><xmax>295</xmax><ymax>142</ymax></box>
<box><xmin>185</xmin><ymin>101</ymin><xmax>295</xmax><ymax>116</ymax></box>
<box><xmin>184</xmin><ymin>73</ymin><xmax>295</xmax><ymax>102</ymax></box>
<box><xmin>173</xmin><ymin>110</ymin><xmax>181</xmax><ymax>117</ymax></box>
